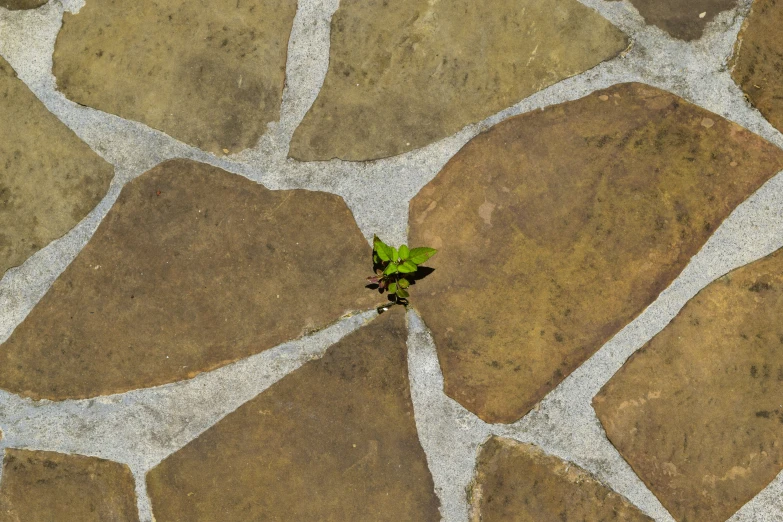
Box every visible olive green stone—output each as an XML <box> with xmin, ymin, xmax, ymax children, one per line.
<box><xmin>52</xmin><ymin>0</ymin><xmax>297</xmax><ymax>154</ymax></box>
<box><xmin>0</xmin><ymin>159</ymin><xmax>377</xmax><ymax>400</ymax></box>
<box><xmin>470</xmin><ymin>437</ymin><xmax>653</xmax><ymax>522</ymax></box>
<box><xmin>0</xmin><ymin>449</ymin><xmax>139</xmax><ymax>522</ymax></box>
<box><xmin>289</xmin><ymin>0</ymin><xmax>628</xmax><ymax>161</ymax></box>
<box><xmin>0</xmin><ymin>56</ymin><xmax>113</xmax><ymax>277</ymax></box>
<box><xmin>147</xmin><ymin>309</ymin><xmax>439</xmax><ymax>522</ymax></box>
<box><xmin>594</xmin><ymin>248</ymin><xmax>783</xmax><ymax>522</ymax></box>
<box><xmin>731</xmin><ymin>0</ymin><xmax>783</xmax><ymax>134</ymax></box>
<box><xmin>408</xmin><ymin>82</ymin><xmax>783</xmax><ymax>423</ymax></box>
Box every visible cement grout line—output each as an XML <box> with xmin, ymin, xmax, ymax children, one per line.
<box><xmin>1</xmin><ymin>0</ymin><xmax>782</xmax><ymax>520</ymax></box>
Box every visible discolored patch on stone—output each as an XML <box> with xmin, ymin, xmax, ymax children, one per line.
<box><xmin>52</xmin><ymin>0</ymin><xmax>297</xmax><ymax>155</ymax></box>
<box><xmin>594</xmin><ymin>249</ymin><xmax>783</xmax><ymax>522</ymax></box>
<box><xmin>609</xmin><ymin>0</ymin><xmax>737</xmax><ymax>40</ymax></box>
<box><xmin>469</xmin><ymin>437</ymin><xmax>653</xmax><ymax>522</ymax></box>
<box><xmin>0</xmin><ymin>159</ymin><xmax>378</xmax><ymax>400</ymax></box>
<box><xmin>1</xmin><ymin>0</ymin><xmax>47</xmax><ymax>10</ymax></box>
<box><xmin>731</xmin><ymin>0</ymin><xmax>783</xmax><ymax>134</ymax></box>
<box><xmin>289</xmin><ymin>0</ymin><xmax>627</xmax><ymax>161</ymax></box>
<box><xmin>408</xmin><ymin>82</ymin><xmax>783</xmax><ymax>424</ymax></box>
<box><xmin>0</xmin><ymin>56</ymin><xmax>113</xmax><ymax>276</ymax></box>
<box><xmin>0</xmin><ymin>449</ymin><xmax>139</xmax><ymax>521</ymax></box>
<box><xmin>147</xmin><ymin>309</ymin><xmax>439</xmax><ymax>522</ymax></box>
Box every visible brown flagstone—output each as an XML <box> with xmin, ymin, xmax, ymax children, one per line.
<box><xmin>408</xmin><ymin>82</ymin><xmax>783</xmax><ymax>424</ymax></box>
<box><xmin>147</xmin><ymin>308</ymin><xmax>439</xmax><ymax>521</ymax></box>
<box><xmin>731</xmin><ymin>0</ymin><xmax>783</xmax><ymax>134</ymax></box>
<box><xmin>470</xmin><ymin>437</ymin><xmax>653</xmax><ymax>522</ymax></box>
<box><xmin>1</xmin><ymin>0</ymin><xmax>47</xmax><ymax>9</ymax></box>
<box><xmin>594</xmin><ymin>248</ymin><xmax>783</xmax><ymax>522</ymax></box>
<box><xmin>52</xmin><ymin>0</ymin><xmax>297</xmax><ymax>155</ymax></box>
<box><xmin>288</xmin><ymin>0</ymin><xmax>627</xmax><ymax>162</ymax></box>
<box><xmin>0</xmin><ymin>159</ymin><xmax>378</xmax><ymax>400</ymax></box>
<box><xmin>0</xmin><ymin>449</ymin><xmax>139</xmax><ymax>522</ymax></box>
<box><xmin>609</xmin><ymin>0</ymin><xmax>737</xmax><ymax>40</ymax></box>
<box><xmin>0</xmin><ymin>56</ymin><xmax>113</xmax><ymax>276</ymax></box>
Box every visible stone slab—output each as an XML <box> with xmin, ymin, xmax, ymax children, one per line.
<box><xmin>52</xmin><ymin>0</ymin><xmax>297</xmax><ymax>154</ymax></box>
<box><xmin>0</xmin><ymin>55</ymin><xmax>113</xmax><ymax>276</ymax></box>
<box><xmin>408</xmin><ymin>82</ymin><xmax>783</xmax><ymax>423</ymax></box>
<box><xmin>147</xmin><ymin>308</ymin><xmax>439</xmax><ymax>521</ymax></box>
<box><xmin>470</xmin><ymin>437</ymin><xmax>653</xmax><ymax>522</ymax></box>
<box><xmin>289</xmin><ymin>0</ymin><xmax>627</xmax><ymax>161</ymax></box>
<box><xmin>0</xmin><ymin>449</ymin><xmax>138</xmax><ymax>522</ymax></box>
<box><xmin>731</xmin><ymin>0</ymin><xmax>783</xmax><ymax>135</ymax></box>
<box><xmin>594</xmin><ymin>248</ymin><xmax>783</xmax><ymax>522</ymax></box>
<box><xmin>1</xmin><ymin>0</ymin><xmax>46</xmax><ymax>10</ymax></box>
<box><xmin>0</xmin><ymin>159</ymin><xmax>377</xmax><ymax>400</ymax></box>
<box><xmin>611</xmin><ymin>0</ymin><xmax>737</xmax><ymax>41</ymax></box>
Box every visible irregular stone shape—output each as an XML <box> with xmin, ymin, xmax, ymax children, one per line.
<box><xmin>731</xmin><ymin>0</ymin><xmax>783</xmax><ymax>134</ymax></box>
<box><xmin>289</xmin><ymin>0</ymin><xmax>627</xmax><ymax>161</ymax></box>
<box><xmin>0</xmin><ymin>449</ymin><xmax>139</xmax><ymax>521</ymax></box>
<box><xmin>147</xmin><ymin>309</ymin><xmax>439</xmax><ymax>521</ymax></box>
<box><xmin>52</xmin><ymin>0</ymin><xmax>297</xmax><ymax>155</ymax></box>
<box><xmin>594</xmin><ymin>249</ymin><xmax>783</xmax><ymax>522</ymax></box>
<box><xmin>609</xmin><ymin>0</ymin><xmax>737</xmax><ymax>40</ymax></box>
<box><xmin>470</xmin><ymin>437</ymin><xmax>653</xmax><ymax>522</ymax></box>
<box><xmin>0</xmin><ymin>56</ymin><xmax>113</xmax><ymax>276</ymax></box>
<box><xmin>408</xmin><ymin>82</ymin><xmax>783</xmax><ymax>424</ymax></box>
<box><xmin>1</xmin><ymin>0</ymin><xmax>47</xmax><ymax>10</ymax></box>
<box><xmin>0</xmin><ymin>159</ymin><xmax>378</xmax><ymax>400</ymax></box>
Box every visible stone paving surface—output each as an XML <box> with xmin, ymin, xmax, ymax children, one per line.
<box><xmin>0</xmin><ymin>449</ymin><xmax>138</xmax><ymax>521</ymax></box>
<box><xmin>2</xmin><ymin>0</ymin><xmax>783</xmax><ymax>521</ymax></box>
<box><xmin>469</xmin><ymin>437</ymin><xmax>653</xmax><ymax>522</ymax></box>
<box><xmin>594</xmin><ymin>248</ymin><xmax>783</xmax><ymax>522</ymax></box>
<box><xmin>0</xmin><ymin>54</ymin><xmax>113</xmax><ymax>276</ymax></box>
<box><xmin>147</xmin><ymin>308</ymin><xmax>439</xmax><ymax>521</ymax></box>
<box><xmin>0</xmin><ymin>159</ymin><xmax>375</xmax><ymax>399</ymax></box>
<box><xmin>53</xmin><ymin>0</ymin><xmax>297</xmax><ymax>155</ymax></box>
<box><xmin>409</xmin><ymin>82</ymin><xmax>783</xmax><ymax>424</ymax></box>
<box><xmin>289</xmin><ymin>0</ymin><xmax>628</xmax><ymax>161</ymax></box>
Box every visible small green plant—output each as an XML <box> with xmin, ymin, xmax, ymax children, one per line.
<box><xmin>367</xmin><ymin>235</ymin><xmax>437</xmax><ymax>310</ymax></box>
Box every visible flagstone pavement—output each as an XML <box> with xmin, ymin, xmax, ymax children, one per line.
<box><xmin>1</xmin><ymin>0</ymin><xmax>783</xmax><ymax>520</ymax></box>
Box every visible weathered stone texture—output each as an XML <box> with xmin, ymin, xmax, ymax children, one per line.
<box><xmin>731</xmin><ymin>0</ymin><xmax>783</xmax><ymax>134</ymax></box>
<box><xmin>470</xmin><ymin>437</ymin><xmax>653</xmax><ymax>522</ymax></box>
<box><xmin>594</xmin><ymin>248</ymin><xmax>783</xmax><ymax>522</ymax></box>
<box><xmin>1</xmin><ymin>0</ymin><xmax>47</xmax><ymax>10</ymax></box>
<box><xmin>408</xmin><ymin>82</ymin><xmax>783</xmax><ymax>423</ymax></box>
<box><xmin>0</xmin><ymin>159</ymin><xmax>377</xmax><ymax>399</ymax></box>
<box><xmin>289</xmin><ymin>0</ymin><xmax>627</xmax><ymax>161</ymax></box>
<box><xmin>611</xmin><ymin>0</ymin><xmax>737</xmax><ymax>40</ymax></box>
<box><xmin>0</xmin><ymin>56</ymin><xmax>113</xmax><ymax>276</ymax></box>
<box><xmin>53</xmin><ymin>0</ymin><xmax>297</xmax><ymax>154</ymax></box>
<box><xmin>0</xmin><ymin>449</ymin><xmax>138</xmax><ymax>522</ymax></box>
<box><xmin>147</xmin><ymin>309</ymin><xmax>439</xmax><ymax>522</ymax></box>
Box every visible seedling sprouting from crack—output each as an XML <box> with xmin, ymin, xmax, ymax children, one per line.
<box><xmin>367</xmin><ymin>235</ymin><xmax>437</xmax><ymax>312</ymax></box>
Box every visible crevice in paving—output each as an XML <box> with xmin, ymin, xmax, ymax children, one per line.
<box><xmin>0</xmin><ymin>311</ymin><xmax>378</xmax><ymax>499</ymax></box>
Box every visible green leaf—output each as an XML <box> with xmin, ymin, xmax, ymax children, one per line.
<box><xmin>398</xmin><ymin>260</ymin><xmax>417</xmax><ymax>273</ymax></box>
<box><xmin>392</xmin><ymin>247</ymin><xmax>398</xmax><ymax>262</ymax></box>
<box><xmin>398</xmin><ymin>278</ymin><xmax>410</xmax><ymax>289</ymax></box>
<box><xmin>373</xmin><ymin>235</ymin><xmax>393</xmax><ymax>262</ymax></box>
<box><xmin>383</xmin><ymin>263</ymin><xmax>398</xmax><ymax>275</ymax></box>
<box><xmin>409</xmin><ymin>247</ymin><xmax>437</xmax><ymax>265</ymax></box>
<box><xmin>388</xmin><ymin>282</ymin><xmax>397</xmax><ymax>293</ymax></box>
<box><xmin>398</xmin><ymin>244</ymin><xmax>410</xmax><ymax>260</ymax></box>
<box><xmin>373</xmin><ymin>253</ymin><xmax>380</xmax><ymax>265</ymax></box>
<box><xmin>396</xmin><ymin>288</ymin><xmax>409</xmax><ymax>298</ymax></box>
